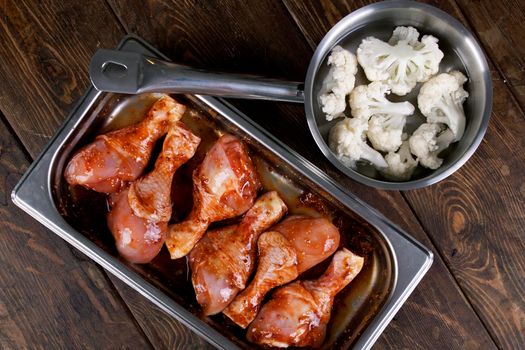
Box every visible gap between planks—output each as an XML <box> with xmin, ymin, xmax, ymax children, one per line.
<box><xmin>0</xmin><ymin>108</ymin><xmax>33</xmax><ymax>164</ymax></box>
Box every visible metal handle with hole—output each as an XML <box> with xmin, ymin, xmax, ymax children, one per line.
<box><xmin>89</xmin><ymin>49</ymin><xmax>305</xmax><ymax>103</ymax></box>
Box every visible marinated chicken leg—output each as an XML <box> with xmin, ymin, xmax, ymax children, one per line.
<box><xmin>247</xmin><ymin>249</ymin><xmax>364</xmax><ymax>348</ymax></box>
<box><xmin>223</xmin><ymin>231</ymin><xmax>298</xmax><ymax>328</ymax></box>
<box><xmin>65</xmin><ymin>95</ymin><xmax>185</xmax><ymax>193</ymax></box>
<box><xmin>189</xmin><ymin>191</ymin><xmax>287</xmax><ymax>315</ymax></box>
<box><xmin>107</xmin><ymin>121</ymin><xmax>200</xmax><ymax>263</ymax></box>
<box><xmin>272</xmin><ymin>215</ymin><xmax>340</xmax><ymax>272</ymax></box>
<box><xmin>223</xmin><ymin>215</ymin><xmax>340</xmax><ymax>327</ymax></box>
<box><xmin>166</xmin><ymin>134</ymin><xmax>261</xmax><ymax>259</ymax></box>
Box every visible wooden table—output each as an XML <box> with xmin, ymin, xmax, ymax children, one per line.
<box><xmin>1</xmin><ymin>0</ymin><xmax>523</xmax><ymax>349</ymax></box>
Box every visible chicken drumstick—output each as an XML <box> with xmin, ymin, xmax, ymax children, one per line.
<box><xmin>189</xmin><ymin>191</ymin><xmax>287</xmax><ymax>315</ymax></box>
<box><xmin>222</xmin><ymin>231</ymin><xmax>298</xmax><ymax>328</ymax></box>
<box><xmin>223</xmin><ymin>215</ymin><xmax>341</xmax><ymax>327</ymax></box>
<box><xmin>166</xmin><ymin>134</ymin><xmax>261</xmax><ymax>259</ymax></box>
<box><xmin>247</xmin><ymin>248</ymin><xmax>364</xmax><ymax>348</ymax></box>
<box><xmin>107</xmin><ymin>120</ymin><xmax>200</xmax><ymax>263</ymax></box>
<box><xmin>65</xmin><ymin>95</ymin><xmax>184</xmax><ymax>193</ymax></box>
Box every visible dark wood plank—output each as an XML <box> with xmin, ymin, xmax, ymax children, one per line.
<box><xmin>0</xmin><ymin>1</ymin><xmax>197</xmax><ymax>349</ymax></box>
<box><xmin>0</xmin><ymin>0</ymin><xmax>122</xmax><ymax>152</ymax></box>
<box><xmin>282</xmin><ymin>0</ymin><xmax>525</xmax><ymax>348</ymax></box>
<box><xmin>455</xmin><ymin>0</ymin><xmax>525</xmax><ymax>112</ymax></box>
<box><xmin>0</xmin><ymin>114</ymin><xmax>152</xmax><ymax>349</ymax></box>
<box><xmin>108</xmin><ymin>0</ymin><xmax>497</xmax><ymax>348</ymax></box>
<box><xmin>107</xmin><ymin>0</ymin><xmax>310</xmax><ymax>80</ymax></box>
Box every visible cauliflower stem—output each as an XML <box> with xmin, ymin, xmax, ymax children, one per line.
<box><xmin>349</xmin><ymin>82</ymin><xmax>415</xmax><ymax>120</ymax></box>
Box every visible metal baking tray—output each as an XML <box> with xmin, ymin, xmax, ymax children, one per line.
<box><xmin>12</xmin><ymin>35</ymin><xmax>433</xmax><ymax>350</ymax></box>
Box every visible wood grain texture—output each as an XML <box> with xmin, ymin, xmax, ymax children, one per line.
<box><xmin>0</xmin><ymin>1</ymin><xmax>200</xmax><ymax>348</ymax></box>
<box><xmin>0</xmin><ymin>0</ymin><xmax>522</xmax><ymax>349</ymax></box>
<box><xmin>0</xmin><ymin>0</ymin><xmax>122</xmax><ymax>152</ymax></box>
<box><xmin>0</xmin><ymin>115</ymin><xmax>152</xmax><ymax>349</ymax></box>
<box><xmin>106</xmin><ymin>0</ymin><xmax>311</xmax><ymax>80</ymax></box>
<box><xmin>108</xmin><ymin>0</ymin><xmax>497</xmax><ymax>348</ymax></box>
<box><xmin>109</xmin><ymin>278</ymin><xmax>214</xmax><ymax>350</ymax></box>
<box><xmin>283</xmin><ymin>0</ymin><xmax>525</xmax><ymax>348</ymax></box>
<box><xmin>404</xmin><ymin>75</ymin><xmax>525</xmax><ymax>350</ymax></box>
<box><xmin>455</xmin><ymin>0</ymin><xmax>525</xmax><ymax>112</ymax></box>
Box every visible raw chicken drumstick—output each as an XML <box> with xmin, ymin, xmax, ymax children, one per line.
<box><xmin>223</xmin><ymin>215</ymin><xmax>341</xmax><ymax>327</ymax></box>
<box><xmin>222</xmin><ymin>231</ymin><xmax>298</xmax><ymax>328</ymax></box>
<box><xmin>107</xmin><ymin>120</ymin><xmax>201</xmax><ymax>263</ymax></box>
<box><xmin>65</xmin><ymin>95</ymin><xmax>185</xmax><ymax>193</ymax></box>
<box><xmin>272</xmin><ymin>215</ymin><xmax>340</xmax><ymax>272</ymax></box>
<box><xmin>247</xmin><ymin>249</ymin><xmax>364</xmax><ymax>348</ymax></box>
<box><xmin>166</xmin><ymin>134</ymin><xmax>261</xmax><ymax>259</ymax></box>
<box><xmin>189</xmin><ymin>191</ymin><xmax>288</xmax><ymax>315</ymax></box>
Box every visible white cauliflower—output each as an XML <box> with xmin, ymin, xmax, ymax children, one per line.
<box><xmin>357</xmin><ymin>26</ymin><xmax>444</xmax><ymax>96</ymax></box>
<box><xmin>319</xmin><ymin>45</ymin><xmax>358</xmax><ymax>121</ymax></box>
<box><xmin>348</xmin><ymin>82</ymin><xmax>414</xmax><ymax>152</ymax></box>
<box><xmin>409</xmin><ymin>123</ymin><xmax>455</xmax><ymax>169</ymax></box>
<box><xmin>367</xmin><ymin>114</ymin><xmax>408</xmax><ymax>153</ymax></box>
<box><xmin>349</xmin><ymin>82</ymin><xmax>415</xmax><ymax>120</ymax></box>
<box><xmin>381</xmin><ymin>141</ymin><xmax>418</xmax><ymax>181</ymax></box>
<box><xmin>418</xmin><ymin>71</ymin><xmax>469</xmax><ymax>141</ymax></box>
<box><xmin>329</xmin><ymin>117</ymin><xmax>387</xmax><ymax>169</ymax></box>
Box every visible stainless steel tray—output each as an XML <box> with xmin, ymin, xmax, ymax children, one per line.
<box><xmin>12</xmin><ymin>35</ymin><xmax>433</xmax><ymax>350</ymax></box>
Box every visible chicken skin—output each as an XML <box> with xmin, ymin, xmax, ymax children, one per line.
<box><xmin>107</xmin><ymin>121</ymin><xmax>200</xmax><ymax>263</ymax></box>
<box><xmin>166</xmin><ymin>134</ymin><xmax>261</xmax><ymax>259</ymax></box>
<box><xmin>223</xmin><ymin>215</ymin><xmax>341</xmax><ymax>328</ymax></box>
<box><xmin>247</xmin><ymin>249</ymin><xmax>364</xmax><ymax>348</ymax></box>
<box><xmin>65</xmin><ymin>95</ymin><xmax>185</xmax><ymax>193</ymax></box>
<box><xmin>272</xmin><ymin>215</ymin><xmax>341</xmax><ymax>272</ymax></box>
<box><xmin>189</xmin><ymin>191</ymin><xmax>287</xmax><ymax>315</ymax></box>
<box><xmin>223</xmin><ymin>231</ymin><xmax>298</xmax><ymax>328</ymax></box>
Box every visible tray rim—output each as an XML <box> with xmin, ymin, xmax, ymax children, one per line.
<box><xmin>11</xmin><ymin>34</ymin><xmax>433</xmax><ymax>350</ymax></box>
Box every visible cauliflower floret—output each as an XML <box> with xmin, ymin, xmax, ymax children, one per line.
<box><xmin>319</xmin><ymin>93</ymin><xmax>346</xmax><ymax>120</ymax></box>
<box><xmin>349</xmin><ymin>82</ymin><xmax>415</xmax><ymax>120</ymax></box>
<box><xmin>381</xmin><ymin>141</ymin><xmax>418</xmax><ymax>181</ymax></box>
<box><xmin>367</xmin><ymin>114</ymin><xmax>408</xmax><ymax>152</ymax></box>
<box><xmin>329</xmin><ymin>117</ymin><xmax>387</xmax><ymax>169</ymax></box>
<box><xmin>319</xmin><ymin>46</ymin><xmax>358</xmax><ymax>121</ymax></box>
<box><xmin>418</xmin><ymin>71</ymin><xmax>469</xmax><ymax>141</ymax></box>
<box><xmin>357</xmin><ymin>26</ymin><xmax>444</xmax><ymax>96</ymax></box>
<box><xmin>409</xmin><ymin>123</ymin><xmax>455</xmax><ymax>169</ymax></box>
<box><xmin>389</xmin><ymin>26</ymin><xmax>420</xmax><ymax>46</ymax></box>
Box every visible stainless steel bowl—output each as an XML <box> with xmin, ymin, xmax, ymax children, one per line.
<box><xmin>305</xmin><ymin>0</ymin><xmax>492</xmax><ymax>190</ymax></box>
